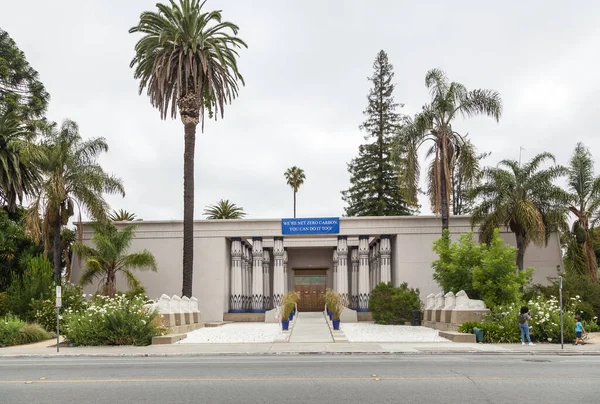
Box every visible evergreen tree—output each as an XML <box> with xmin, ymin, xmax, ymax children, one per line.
<box><xmin>0</xmin><ymin>28</ymin><xmax>50</xmax><ymax>122</ymax></box>
<box><xmin>341</xmin><ymin>50</ymin><xmax>411</xmax><ymax>217</ymax></box>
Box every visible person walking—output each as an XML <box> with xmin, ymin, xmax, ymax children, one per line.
<box><xmin>518</xmin><ymin>306</ymin><xmax>535</xmax><ymax>346</ymax></box>
<box><xmin>574</xmin><ymin>316</ymin><xmax>587</xmax><ymax>345</ymax></box>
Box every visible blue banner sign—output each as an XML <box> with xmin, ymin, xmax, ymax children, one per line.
<box><xmin>281</xmin><ymin>217</ymin><xmax>340</xmax><ymax>235</ymax></box>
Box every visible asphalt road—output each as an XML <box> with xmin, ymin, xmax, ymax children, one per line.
<box><xmin>0</xmin><ymin>355</ymin><xmax>598</xmax><ymax>404</ymax></box>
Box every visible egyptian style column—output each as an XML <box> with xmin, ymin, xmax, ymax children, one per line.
<box><xmin>262</xmin><ymin>249</ymin><xmax>271</xmax><ymax>310</ymax></box>
<box><xmin>251</xmin><ymin>237</ymin><xmax>265</xmax><ymax>313</ymax></box>
<box><xmin>375</xmin><ymin>239</ymin><xmax>381</xmax><ymax>287</ymax></box>
<box><xmin>283</xmin><ymin>249</ymin><xmax>289</xmax><ymax>293</ymax></box>
<box><xmin>358</xmin><ymin>236</ymin><xmax>371</xmax><ymax>312</ymax></box>
<box><xmin>332</xmin><ymin>248</ymin><xmax>338</xmax><ymax>292</ymax></box>
<box><xmin>350</xmin><ymin>247</ymin><xmax>359</xmax><ymax>309</ymax></box>
<box><xmin>241</xmin><ymin>244</ymin><xmax>248</xmax><ymax>311</ymax></box>
<box><xmin>272</xmin><ymin>237</ymin><xmax>285</xmax><ymax>307</ymax></box>
<box><xmin>368</xmin><ymin>246</ymin><xmax>373</xmax><ymax>289</ymax></box>
<box><xmin>336</xmin><ymin>236</ymin><xmax>349</xmax><ymax>306</ymax></box>
<box><xmin>379</xmin><ymin>235</ymin><xmax>392</xmax><ymax>284</ymax></box>
<box><xmin>229</xmin><ymin>238</ymin><xmax>243</xmax><ymax>313</ymax></box>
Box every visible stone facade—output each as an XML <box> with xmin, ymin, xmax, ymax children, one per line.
<box><xmin>70</xmin><ymin>216</ymin><xmax>563</xmax><ymax>322</ymax></box>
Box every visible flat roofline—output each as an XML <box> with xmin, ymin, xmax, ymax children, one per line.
<box><xmin>74</xmin><ymin>214</ymin><xmax>470</xmax><ymax>226</ymax></box>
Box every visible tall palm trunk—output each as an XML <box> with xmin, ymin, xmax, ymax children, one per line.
<box><xmin>293</xmin><ymin>190</ymin><xmax>297</xmax><ymax>218</ymax></box>
<box><xmin>583</xmin><ymin>229</ymin><xmax>598</xmax><ymax>282</ymax></box>
<box><xmin>53</xmin><ymin>210</ymin><xmax>62</xmax><ymax>284</ymax></box>
<box><xmin>182</xmin><ymin>122</ymin><xmax>196</xmax><ymax>298</ymax></box>
<box><xmin>106</xmin><ymin>270</ymin><xmax>117</xmax><ymax>297</ymax></box>
<box><xmin>515</xmin><ymin>232</ymin><xmax>525</xmax><ymax>272</ymax></box>
<box><xmin>439</xmin><ymin>134</ymin><xmax>450</xmax><ymax>233</ymax></box>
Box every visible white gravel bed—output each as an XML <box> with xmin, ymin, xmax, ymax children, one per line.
<box><xmin>341</xmin><ymin>323</ymin><xmax>452</xmax><ymax>342</ymax></box>
<box><xmin>177</xmin><ymin>323</ymin><xmax>283</xmax><ymax>344</ymax></box>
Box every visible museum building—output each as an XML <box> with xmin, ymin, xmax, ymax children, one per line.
<box><xmin>70</xmin><ymin>215</ymin><xmax>563</xmax><ymax>322</ymax></box>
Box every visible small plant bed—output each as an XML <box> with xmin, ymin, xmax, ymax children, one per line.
<box><xmin>62</xmin><ymin>294</ymin><xmax>166</xmax><ymax>346</ymax></box>
<box><xmin>459</xmin><ymin>296</ymin><xmax>580</xmax><ymax>344</ymax></box>
<box><xmin>0</xmin><ymin>315</ymin><xmax>51</xmax><ymax>347</ymax></box>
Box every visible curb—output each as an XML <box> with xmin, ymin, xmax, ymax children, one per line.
<box><xmin>1</xmin><ymin>350</ymin><xmax>599</xmax><ymax>359</ymax></box>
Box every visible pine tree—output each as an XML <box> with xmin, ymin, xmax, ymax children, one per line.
<box><xmin>0</xmin><ymin>28</ymin><xmax>50</xmax><ymax>121</ymax></box>
<box><xmin>341</xmin><ymin>50</ymin><xmax>411</xmax><ymax>217</ymax></box>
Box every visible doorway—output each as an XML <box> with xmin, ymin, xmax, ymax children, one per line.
<box><xmin>294</xmin><ymin>269</ymin><xmax>327</xmax><ymax>312</ymax></box>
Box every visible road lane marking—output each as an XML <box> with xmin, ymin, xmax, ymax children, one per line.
<box><xmin>1</xmin><ymin>375</ymin><xmax>599</xmax><ymax>384</ymax></box>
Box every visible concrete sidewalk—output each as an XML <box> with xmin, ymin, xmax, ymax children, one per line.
<box><xmin>1</xmin><ymin>337</ymin><xmax>599</xmax><ymax>358</ymax></box>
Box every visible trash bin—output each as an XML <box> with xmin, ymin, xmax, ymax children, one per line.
<box><xmin>473</xmin><ymin>327</ymin><xmax>484</xmax><ymax>343</ymax></box>
<box><xmin>411</xmin><ymin>310</ymin><xmax>422</xmax><ymax>326</ymax></box>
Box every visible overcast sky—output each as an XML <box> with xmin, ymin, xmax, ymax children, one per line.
<box><xmin>2</xmin><ymin>1</ymin><xmax>599</xmax><ymax>221</ymax></box>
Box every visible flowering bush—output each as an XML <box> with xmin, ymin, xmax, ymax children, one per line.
<box><xmin>31</xmin><ymin>282</ymin><xmax>87</xmax><ymax>333</ymax></box>
<box><xmin>459</xmin><ymin>295</ymin><xmax>578</xmax><ymax>343</ymax></box>
<box><xmin>63</xmin><ymin>294</ymin><xmax>165</xmax><ymax>346</ymax></box>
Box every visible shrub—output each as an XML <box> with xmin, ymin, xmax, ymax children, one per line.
<box><xmin>0</xmin><ymin>314</ymin><xmax>25</xmax><ymax>347</ymax></box>
<box><xmin>472</xmin><ymin>231</ymin><xmax>533</xmax><ymax>309</ymax></box>
<box><xmin>63</xmin><ymin>294</ymin><xmax>165</xmax><ymax>346</ymax></box>
<box><xmin>432</xmin><ymin>231</ymin><xmax>481</xmax><ymax>299</ymax></box>
<box><xmin>0</xmin><ymin>292</ymin><xmax>7</xmax><ymax>316</ymax></box>
<box><xmin>531</xmin><ymin>272</ymin><xmax>600</xmax><ymax>322</ymax></box>
<box><xmin>369</xmin><ymin>282</ymin><xmax>421</xmax><ymax>325</ymax></box>
<box><xmin>459</xmin><ymin>296</ymin><xmax>578</xmax><ymax>343</ymax></box>
<box><xmin>31</xmin><ymin>282</ymin><xmax>87</xmax><ymax>333</ymax></box>
<box><xmin>16</xmin><ymin>323</ymin><xmax>50</xmax><ymax>345</ymax></box>
<box><xmin>432</xmin><ymin>229</ymin><xmax>532</xmax><ymax>309</ymax></box>
<box><xmin>5</xmin><ymin>255</ymin><xmax>54</xmax><ymax>320</ymax></box>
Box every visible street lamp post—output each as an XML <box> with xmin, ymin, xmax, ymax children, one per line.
<box><xmin>559</xmin><ymin>276</ymin><xmax>564</xmax><ymax>350</ymax></box>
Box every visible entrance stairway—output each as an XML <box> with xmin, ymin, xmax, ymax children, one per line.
<box><xmin>288</xmin><ymin>312</ymin><xmax>333</xmax><ymax>343</ymax></box>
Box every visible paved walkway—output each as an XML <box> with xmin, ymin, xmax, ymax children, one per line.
<box><xmin>289</xmin><ymin>312</ymin><xmax>333</xmax><ymax>343</ymax></box>
<box><xmin>1</xmin><ymin>333</ymin><xmax>599</xmax><ymax>358</ymax></box>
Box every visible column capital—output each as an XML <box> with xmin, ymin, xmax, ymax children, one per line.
<box><xmin>252</xmin><ymin>237</ymin><xmax>263</xmax><ymax>241</ymax></box>
<box><xmin>262</xmin><ymin>250</ymin><xmax>270</xmax><ymax>263</ymax></box>
<box><xmin>274</xmin><ymin>236</ymin><xmax>283</xmax><ymax>241</ymax></box>
<box><xmin>359</xmin><ymin>235</ymin><xmax>370</xmax><ymax>240</ymax></box>
<box><xmin>381</xmin><ymin>235</ymin><xmax>391</xmax><ymax>239</ymax></box>
<box><xmin>351</xmin><ymin>247</ymin><xmax>359</xmax><ymax>263</ymax></box>
<box><xmin>337</xmin><ymin>235</ymin><xmax>347</xmax><ymax>240</ymax></box>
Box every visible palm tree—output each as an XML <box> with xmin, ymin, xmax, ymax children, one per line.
<box><xmin>25</xmin><ymin>119</ymin><xmax>125</xmax><ymax>283</ymax></box>
<box><xmin>129</xmin><ymin>0</ymin><xmax>247</xmax><ymax>298</ymax></box>
<box><xmin>0</xmin><ymin>109</ymin><xmax>41</xmax><ymax>213</ymax></box>
<box><xmin>284</xmin><ymin>166</ymin><xmax>305</xmax><ymax>218</ymax></box>
<box><xmin>393</xmin><ymin>68</ymin><xmax>502</xmax><ymax>232</ymax></box>
<box><xmin>470</xmin><ymin>152</ymin><xmax>568</xmax><ymax>271</ymax></box>
<box><xmin>73</xmin><ymin>221</ymin><xmax>157</xmax><ymax>297</ymax></box>
<box><xmin>109</xmin><ymin>209</ymin><xmax>138</xmax><ymax>222</ymax></box>
<box><xmin>564</xmin><ymin>143</ymin><xmax>600</xmax><ymax>282</ymax></box>
<box><xmin>203</xmin><ymin>199</ymin><xmax>245</xmax><ymax>219</ymax></box>
<box><xmin>448</xmin><ymin>139</ymin><xmax>490</xmax><ymax>215</ymax></box>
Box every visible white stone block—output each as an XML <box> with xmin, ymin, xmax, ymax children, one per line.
<box><xmin>190</xmin><ymin>297</ymin><xmax>199</xmax><ymax>312</ymax></box>
<box><xmin>426</xmin><ymin>293</ymin><xmax>435</xmax><ymax>309</ymax></box>
<box><xmin>455</xmin><ymin>290</ymin><xmax>487</xmax><ymax>309</ymax></box>
<box><xmin>158</xmin><ymin>294</ymin><xmax>171</xmax><ymax>314</ymax></box>
<box><xmin>443</xmin><ymin>292</ymin><xmax>456</xmax><ymax>309</ymax></box>
<box><xmin>170</xmin><ymin>295</ymin><xmax>181</xmax><ymax>313</ymax></box>
<box><xmin>434</xmin><ymin>292</ymin><xmax>445</xmax><ymax>309</ymax></box>
<box><xmin>181</xmin><ymin>296</ymin><xmax>191</xmax><ymax>312</ymax></box>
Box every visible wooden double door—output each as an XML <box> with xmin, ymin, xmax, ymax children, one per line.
<box><xmin>294</xmin><ymin>270</ymin><xmax>327</xmax><ymax>312</ymax></box>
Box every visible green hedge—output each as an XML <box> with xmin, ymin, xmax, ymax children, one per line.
<box><xmin>368</xmin><ymin>282</ymin><xmax>421</xmax><ymax>325</ymax></box>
